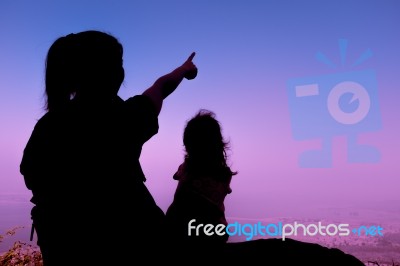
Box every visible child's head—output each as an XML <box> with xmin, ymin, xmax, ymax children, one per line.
<box><xmin>183</xmin><ymin>109</ymin><xmax>237</xmax><ymax>178</ymax></box>
<box><xmin>184</xmin><ymin>109</ymin><xmax>225</xmax><ymax>160</ymax></box>
<box><xmin>45</xmin><ymin>30</ymin><xmax>124</xmax><ymax>111</ymax></box>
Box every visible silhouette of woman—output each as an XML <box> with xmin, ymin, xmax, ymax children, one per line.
<box><xmin>20</xmin><ymin>30</ymin><xmax>197</xmax><ymax>265</ymax></box>
<box><xmin>166</xmin><ymin>110</ymin><xmax>237</xmax><ymax>247</ymax></box>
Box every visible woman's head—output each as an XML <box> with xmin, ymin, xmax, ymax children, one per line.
<box><xmin>45</xmin><ymin>30</ymin><xmax>124</xmax><ymax>111</ymax></box>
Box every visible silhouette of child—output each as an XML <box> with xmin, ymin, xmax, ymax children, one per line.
<box><xmin>166</xmin><ymin>110</ymin><xmax>237</xmax><ymax>248</ymax></box>
<box><xmin>163</xmin><ymin>111</ymin><xmax>365</xmax><ymax>266</ymax></box>
<box><xmin>20</xmin><ymin>30</ymin><xmax>197</xmax><ymax>265</ymax></box>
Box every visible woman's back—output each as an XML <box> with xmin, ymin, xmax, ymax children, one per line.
<box><xmin>21</xmin><ymin>94</ymin><xmax>164</xmax><ymax>262</ymax></box>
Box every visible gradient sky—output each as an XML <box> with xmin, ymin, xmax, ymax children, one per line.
<box><xmin>1</xmin><ymin>0</ymin><xmax>399</xmax><ymax>220</ymax></box>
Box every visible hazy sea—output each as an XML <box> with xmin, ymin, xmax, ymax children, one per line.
<box><xmin>0</xmin><ymin>193</ymin><xmax>36</xmax><ymax>254</ymax></box>
<box><xmin>1</xmin><ymin>193</ymin><xmax>399</xmax><ymax>264</ymax></box>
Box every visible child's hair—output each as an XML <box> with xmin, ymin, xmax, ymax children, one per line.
<box><xmin>183</xmin><ymin>109</ymin><xmax>237</xmax><ymax>181</ymax></box>
<box><xmin>44</xmin><ymin>30</ymin><xmax>124</xmax><ymax>111</ymax></box>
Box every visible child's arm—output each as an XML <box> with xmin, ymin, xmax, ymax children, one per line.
<box><xmin>142</xmin><ymin>52</ymin><xmax>197</xmax><ymax>115</ymax></box>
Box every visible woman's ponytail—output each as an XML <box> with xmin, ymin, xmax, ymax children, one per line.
<box><xmin>44</xmin><ymin>34</ymin><xmax>76</xmax><ymax>111</ymax></box>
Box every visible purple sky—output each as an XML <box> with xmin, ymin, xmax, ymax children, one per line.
<box><xmin>1</xmin><ymin>0</ymin><xmax>399</xmax><ymax>220</ymax></box>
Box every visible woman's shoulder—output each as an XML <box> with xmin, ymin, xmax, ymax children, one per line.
<box><xmin>123</xmin><ymin>95</ymin><xmax>159</xmax><ymax>124</ymax></box>
<box><xmin>124</xmin><ymin>95</ymin><xmax>155</xmax><ymax>111</ymax></box>
<box><xmin>173</xmin><ymin>163</ymin><xmax>187</xmax><ymax>181</ymax></box>
<box><xmin>31</xmin><ymin>111</ymin><xmax>56</xmax><ymax>132</ymax></box>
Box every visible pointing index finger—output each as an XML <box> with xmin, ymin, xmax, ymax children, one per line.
<box><xmin>187</xmin><ymin>52</ymin><xmax>196</xmax><ymax>62</ymax></box>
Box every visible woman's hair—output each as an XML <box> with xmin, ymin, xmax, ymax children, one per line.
<box><xmin>183</xmin><ymin>109</ymin><xmax>237</xmax><ymax>180</ymax></box>
<box><xmin>44</xmin><ymin>30</ymin><xmax>124</xmax><ymax>111</ymax></box>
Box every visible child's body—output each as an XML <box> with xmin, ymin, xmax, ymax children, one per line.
<box><xmin>166</xmin><ymin>110</ymin><xmax>236</xmax><ymax>246</ymax></box>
